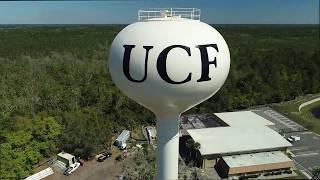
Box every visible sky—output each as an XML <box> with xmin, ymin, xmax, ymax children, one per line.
<box><xmin>0</xmin><ymin>0</ymin><xmax>319</xmax><ymax>24</ymax></box>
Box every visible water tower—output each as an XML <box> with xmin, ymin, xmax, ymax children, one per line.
<box><xmin>108</xmin><ymin>8</ymin><xmax>230</xmax><ymax>179</ymax></box>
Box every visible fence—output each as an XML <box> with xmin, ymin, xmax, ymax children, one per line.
<box><xmin>138</xmin><ymin>8</ymin><xmax>201</xmax><ymax>21</ymax></box>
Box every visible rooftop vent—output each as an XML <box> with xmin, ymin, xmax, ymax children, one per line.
<box><xmin>138</xmin><ymin>8</ymin><xmax>201</xmax><ymax>21</ymax></box>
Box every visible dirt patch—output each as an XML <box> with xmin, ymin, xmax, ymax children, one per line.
<box><xmin>45</xmin><ymin>157</ymin><xmax>122</xmax><ymax>180</ymax></box>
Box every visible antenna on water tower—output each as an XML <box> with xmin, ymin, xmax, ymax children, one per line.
<box><xmin>109</xmin><ymin>8</ymin><xmax>230</xmax><ymax>180</ymax></box>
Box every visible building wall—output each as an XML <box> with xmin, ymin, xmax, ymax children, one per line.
<box><xmin>201</xmin><ymin>154</ymin><xmax>220</xmax><ymax>168</ymax></box>
<box><xmin>200</xmin><ymin>148</ymin><xmax>289</xmax><ymax>169</ymax></box>
<box><xmin>203</xmin><ymin>159</ymin><xmax>215</xmax><ymax>168</ymax></box>
<box><xmin>228</xmin><ymin>161</ymin><xmax>294</xmax><ymax>175</ymax></box>
<box><xmin>214</xmin><ymin>157</ymin><xmax>294</xmax><ymax>178</ymax></box>
<box><xmin>214</xmin><ymin>158</ymin><xmax>229</xmax><ymax>178</ymax></box>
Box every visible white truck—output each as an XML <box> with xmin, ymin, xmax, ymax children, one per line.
<box><xmin>63</xmin><ymin>162</ymin><xmax>80</xmax><ymax>176</ymax></box>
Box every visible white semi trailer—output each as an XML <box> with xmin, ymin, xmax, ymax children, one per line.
<box><xmin>115</xmin><ymin>130</ymin><xmax>130</xmax><ymax>149</ymax></box>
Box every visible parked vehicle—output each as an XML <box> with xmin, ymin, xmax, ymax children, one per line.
<box><xmin>97</xmin><ymin>155</ymin><xmax>108</xmax><ymax>162</ymax></box>
<box><xmin>97</xmin><ymin>152</ymin><xmax>112</xmax><ymax>162</ymax></box>
<box><xmin>57</xmin><ymin>152</ymin><xmax>77</xmax><ymax>169</ymax></box>
<box><xmin>287</xmin><ymin>135</ymin><xmax>300</xmax><ymax>142</ymax></box>
<box><xmin>120</xmin><ymin>143</ymin><xmax>127</xmax><ymax>150</ymax></box>
<box><xmin>115</xmin><ymin>130</ymin><xmax>130</xmax><ymax>149</ymax></box>
<box><xmin>292</xmin><ymin>136</ymin><xmax>301</xmax><ymax>141</ymax></box>
<box><xmin>63</xmin><ymin>162</ymin><xmax>80</xmax><ymax>175</ymax></box>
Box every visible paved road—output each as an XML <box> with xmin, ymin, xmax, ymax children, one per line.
<box><xmin>286</xmin><ymin>131</ymin><xmax>320</xmax><ymax>176</ymax></box>
<box><xmin>253</xmin><ymin>107</ymin><xmax>306</xmax><ymax>132</ymax></box>
<box><xmin>253</xmin><ymin>107</ymin><xmax>320</xmax><ymax>177</ymax></box>
<box><xmin>298</xmin><ymin>97</ymin><xmax>320</xmax><ymax>112</ymax></box>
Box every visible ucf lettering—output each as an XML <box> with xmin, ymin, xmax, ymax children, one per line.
<box><xmin>122</xmin><ymin>44</ymin><xmax>219</xmax><ymax>84</ymax></box>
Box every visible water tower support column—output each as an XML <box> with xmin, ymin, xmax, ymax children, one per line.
<box><xmin>156</xmin><ymin>114</ymin><xmax>180</xmax><ymax>180</ymax></box>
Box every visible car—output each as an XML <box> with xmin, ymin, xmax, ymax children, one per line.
<box><xmin>287</xmin><ymin>135</ymin><xmax>300</xmax><ymax>142</ymax></box>
<box><xmin>63</xmin><ymin>162</ymin><xmax>80</xmax><ymax>176</ymax></box>
<box><xmin>291</xmin><ymin>135</ymin><xmax>301</xmax><ymax>141</ymax></box>
<box><xmin>120</xmin><ymin>143</ymin><xmax>127</xmax><ymax>150</ymax></box>
<box><xmin>287</xmin><ymin>136</ymin><xmax>294</xmax><ymax>142</ymax></box>
<box><xmin>97</xmin><ymin>154</ymin><xmax>108</xmax><ymax>162</ymax></box>
<box><xmin>97</xmin><ymin>152</ymin><xmax>112</xmax><ymax>162</ymax></box>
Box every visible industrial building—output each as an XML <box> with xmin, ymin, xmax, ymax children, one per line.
<box><xmin>179</xmin><ymin>111</ymin><xmax>295</xmax><ymax>179</ymax></box>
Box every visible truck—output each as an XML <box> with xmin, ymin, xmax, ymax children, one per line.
<box><xmin>115</xmin><ymin>130</ymin><xmax>130</xmax><ymax>149</ymax></box>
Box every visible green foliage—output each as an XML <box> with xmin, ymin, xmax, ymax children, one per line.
<box><xmin>60</xmin><ymin>108</ymin><xmax>113</xmax><ymax>158</ymax></box>
<box><xmin>0</xmin><ymin>26</ymin><xmax>123</xmax><ymax>59</ymax></box>
<box><xmin>185</xmin><ymin>138</ymin><xmax>200</xmax><ymax>151</ymax></box>
<box><xmin>122</xmin><ymin>146</ymin><xmax>156</xmax><ymax>179</ymax></box>
<box><xmin>0</xmin><ymin>25</ymin><xmax>319</xmax><ymax>178</ymax></box>
<box><xmin>0</xmin><ymin>114</ymin><xmax>61</xmax><ymax>179</ymax></box>
<box><xmin>185</xmin><ymin>139</ymin><xmax>201</xmax><ymax>160</ymax></box>
<box><xmin>273</xmin><ymin>98</ymin><xmax>320</xmax><ymax>134</ymax></box>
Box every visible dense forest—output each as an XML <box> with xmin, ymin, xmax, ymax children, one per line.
<box><xmin>0</xmin><ymin>25</ymin><xmax>319</xmax><ymax>178</ymax></box>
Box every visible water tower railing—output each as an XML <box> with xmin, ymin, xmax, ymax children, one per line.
<box><xmin>138</xmin><ymin>8</ymin><xmax>201</xmax><ymax>21</ymax></box>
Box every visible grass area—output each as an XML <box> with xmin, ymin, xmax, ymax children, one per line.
<box><xmin>272</xmin><ymin>94</ymin><xmax>320</xmax><ymax>134</ymax></box>
<box><xmin>111</xmin><ymin>146</ymin><xmax>123</xmax><ymax>161</ymax></box>
<box><xmin>131</xmin><ymin>127</ymin><xmax>145</xmax><ymax>141</ymax></box>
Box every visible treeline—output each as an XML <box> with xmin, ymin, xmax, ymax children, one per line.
<box><xmin>190</xmin><ymin>47</ymin><xmax>320</xmax><ymax>113</ymax></box>
<box><xmin>0</xmin><ymin>113</ymin><xmax>61</xmax><ymax>178</ymax></box>
<box><xmin>0</xmin><ymin>25</ymin><xmax>319</xmax><ymax>178</ymax></box>
<box><xmin>0</xmin><ymin>53</ymin><xmax>153</xmax><ymax>179</ymax></box>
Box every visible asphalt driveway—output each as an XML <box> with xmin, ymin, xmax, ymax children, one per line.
<box><xmin>286</xmin><ymin>131</ymin><xmax>320</xmax><ymax>176</ymax></box>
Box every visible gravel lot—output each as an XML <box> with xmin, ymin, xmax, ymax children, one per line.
<box><xmin>45</xmin><ymin>155</ymin><xmax>122</xmax><ymax>180</ymax></box>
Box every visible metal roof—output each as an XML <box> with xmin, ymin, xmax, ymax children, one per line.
<box><xmin>187</xmin><ymin>126</ymin><xmax>292</xmax><ymax>155</ymax></box>
<box><xmin>116</xmin><ymin>130</ymin><xmax>130</xmax><ymax>142</ymax></box>
<box><xmin>57</xmin><ymin>152</ymin><xmax>75</xmax><ymax>160</ymax></box>
<box><xmin>215</xmin><ymin>111</ymin><xmax>275</xmax><ymax>127</ymax></box>
<box><xmin>222</xmin><ymin>151</ymin><xmax>293</xmax><ymax>168</ymax></box>
<box><xmin>179</xmin><ymin>114</ymin><xmax>228</xmax><ymax>130</ymax></box>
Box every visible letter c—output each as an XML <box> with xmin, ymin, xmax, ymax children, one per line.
<box><xmin>157</xmin><ymin>45</ymin><xmax>192</xmax><ymax>84</ymax></box>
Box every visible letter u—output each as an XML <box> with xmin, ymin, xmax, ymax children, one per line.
<box><xmin>122</xmin><ymin>45</ymin><xmax>153</xmax><ymax>82</ymax></box>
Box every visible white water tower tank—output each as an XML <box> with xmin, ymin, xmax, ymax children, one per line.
<box><xmin>108</xmin><ymin>8</ymin><xmax>230</xmax><ymax>180</ymax></box>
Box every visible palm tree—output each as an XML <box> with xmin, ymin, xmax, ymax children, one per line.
<box><xmin>192</xmin><ymin>141</ymin><xmax>201</xmax><ymax>167</ymax></box>
<box><xmin>193</xmin><ymin>142</ymin><xmax>201</xmax><ymax>160</ymax></box>
<box><xmin>186</xmin><ymin>138</ymin><xmax>195</xmax><ymax>158</ymax></box>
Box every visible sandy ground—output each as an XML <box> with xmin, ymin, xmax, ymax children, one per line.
<box><xmin>45</xmin><ymin>154</ymin><xmax>122</xmax><ymax>180</ymax></box>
